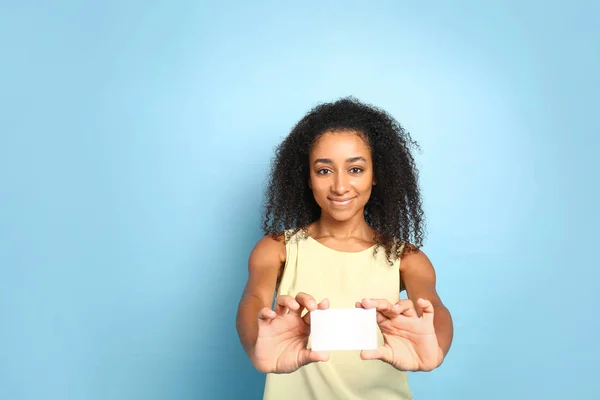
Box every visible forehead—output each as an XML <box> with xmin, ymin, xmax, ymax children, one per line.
<box><xmin>310</xmin><ymin>131</ymin><xmax>371</xmax><ymax>159</ymax></box>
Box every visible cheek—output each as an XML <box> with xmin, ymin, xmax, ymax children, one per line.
<box><xmin>309</xmin><ymin>175</ymin><xmax>327</xmax><ymax>194</ymax></box>
<box><xmin>352</xmin><ymin>176</ymin><xmax>374</xmax><ymax>192</ymax></box>
<box><xmin>311</xmin><ymin>182</ymin><xmax>329</xmax><ymax>196</ymax></box>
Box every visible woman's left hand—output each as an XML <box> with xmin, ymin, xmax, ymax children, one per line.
<box><xmin>356</xmin><ymin>297</ymin><xmax>444</xmax><ymax>371</ymax></box>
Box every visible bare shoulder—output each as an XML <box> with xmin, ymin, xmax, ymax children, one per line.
<box><xmin>241</xmin><ymin>234</ymin><xmax>287</xmax><ymax>306</ymax></box>
<box><xmin>248</xmin><ymin>233</ymin><xmax>287</xmax><ymax>271</ymax></box>
<box><xmin>400</xmin><ymin>248</ymin><xmax>444</xmax><ymax>306</ymax></box>
<box><xmin>400</xmin><ymin>248</ymin><xmax>435</xmax><ymax>274</ymax></box>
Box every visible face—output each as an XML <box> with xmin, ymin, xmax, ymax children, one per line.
<box><xmin>308</xmin><ymin>130</ymin><xmax>376</xmax><ymax>222</ymax></box>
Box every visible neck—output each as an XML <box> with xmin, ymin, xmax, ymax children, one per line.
<box><xmin>312</xmin><ymin>210</ymin><xmax>372</xmax><ymax>239</ymax></box>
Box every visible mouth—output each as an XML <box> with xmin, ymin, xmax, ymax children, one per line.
<box><xmin>328</xmin><ymin>197</ymin><xmax>356</xmax><ymax>206</ymax></box>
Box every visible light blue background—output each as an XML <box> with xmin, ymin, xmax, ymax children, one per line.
<box><xmin>1</xmin><ymin>1</ymin><xmax>598</xmax><ymax>399</ymax></box>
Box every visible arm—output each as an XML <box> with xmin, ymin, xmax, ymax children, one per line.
<box><xmin>400</xmin><ymin>250</ymin><xmax>454</xmax><ymax>359</ymax></box>
<box><xmin>235</xmin><ymin>235</ymin><xmax>286</xmax><ymax>358</ymax></box>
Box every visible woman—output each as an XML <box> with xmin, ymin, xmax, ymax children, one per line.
<box><xmin>236</xmin><ymin>97</ymin><xmax>454</xmax><ymax>399</ymax></box>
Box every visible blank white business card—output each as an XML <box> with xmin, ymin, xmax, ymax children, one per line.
<box><xmin>310</xmin><ymin>308</ymin><xmax>378</xmax><ymax>351</ymax></box>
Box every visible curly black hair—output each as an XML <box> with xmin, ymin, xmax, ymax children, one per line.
<box><xmin>262</xmin><ymin>96</ymin><xmax>425</xmax><ymax>263</ymax></box>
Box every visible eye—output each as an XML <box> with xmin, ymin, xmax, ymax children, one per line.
<box><xmin>349</xmin><ymin>167</ymin><xmax>364</xmax><ymax>174</ymax></box>
<box><xmin>316</xmin><ymin>169</ymin><xmax>332</xmax><ymax>175</ymax></box>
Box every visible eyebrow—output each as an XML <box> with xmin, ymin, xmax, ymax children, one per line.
<box><xmin>313</xmin><ymin>156</ymin><xmax>367</xmax><ymax>165</ymax></box>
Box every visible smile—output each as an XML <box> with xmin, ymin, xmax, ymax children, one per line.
<box><xmin>328</xmin><ymin>197</ymin><xmax>355</xmax><ymax>206</ymax></box>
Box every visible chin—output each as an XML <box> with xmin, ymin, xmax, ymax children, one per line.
<box><xmin>323</xmin><ymin>208</ymin><xmax>362</xmax><ymax>222</ymax></box>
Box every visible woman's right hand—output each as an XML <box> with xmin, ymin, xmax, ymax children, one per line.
<box><xmin>251</xmin><ymin>292</ymin><xmax>330</xmax><ymax>374</ymax></box>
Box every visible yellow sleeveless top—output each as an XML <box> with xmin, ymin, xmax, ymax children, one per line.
<box><xmin>263</xmin><ymin>229</ymin><xmax>413</xmax><ymax>400</ymax></box>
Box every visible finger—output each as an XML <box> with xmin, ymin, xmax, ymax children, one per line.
<box><xmin>302</xmin><ymin>298</ymin><xmax>330</xmax><ymax>325</ymax></box>
<box><xmin>417</xmin><ymin>298</ymin><xmax>435</xmax><ymax>323</ymax></box>
<box><xmin>257</xmin><ymin>307</ymin><xmax>276</xmax><ymax>322</ymax></box>
<box><xmin>361</xmin><ymin>298</ymin><xmax>398</xmax><ymax>319</ymax></box>
<box><xmin>317</xmin><ymin>298</ymin><xmax>330</xmax><ymax>310</ymax></box>
<box><xmin>298</xmin><ymin>349</ymin><xmax>330</xmax><ymax>367</ymax></box>
<box><xmin>355</xmin><ymin>301</ymin><xmax>364</xmax><ymax>308</ymax></box>
<box><xmin>275</xmin><ymin>295</ymin><xmax>299</xmax><ymax>316</ymax></box>
<box><xmin>308</xmin><ymin>350</ymin><xmax>329</xmax><ymax>362</ymax></box>
<box><xmin>295</xmin><ymin>292</ymin><xmax>318</xmax><ymax>312</ymax></box>
<box><xmin>395</xmin><ymin>299</ymin><xmax>418</xmax><ymax>318</ymax></box>
<box><xmin>360</xmin><ymin>346</ymin><xmax>392</xmax><ymax>363</ymax></box>
<box><xmin>308</xmin><ymin>350</ymin><xmax>329</xmax><ymax>363</ymax></box>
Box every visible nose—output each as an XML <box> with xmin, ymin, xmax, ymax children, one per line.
<box><xmin>331</xmin><ymin>172</ymin><xmax>349</xmax><ymax>195</ymax></box>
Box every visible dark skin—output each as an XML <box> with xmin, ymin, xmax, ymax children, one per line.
<box><xmin>236</xmin><ymin>130</ymin><xmax>453</xmax><ymax>374</ymax></box>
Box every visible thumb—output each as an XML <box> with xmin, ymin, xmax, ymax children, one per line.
<box><xmin>298</xmin><ymin>349</ymin><xmax>329</xmax><ymax>367</ymax></box>
<box><xmin>360</xmin><ymin>346</ymin><xmax>392</xmax><ymax>363</ymax></box>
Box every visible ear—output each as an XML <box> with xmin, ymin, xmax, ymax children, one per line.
<box><xmin>308</xmin><ymin>177</ymin><xmax>312</xmax><ymax>189</ymax></box>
